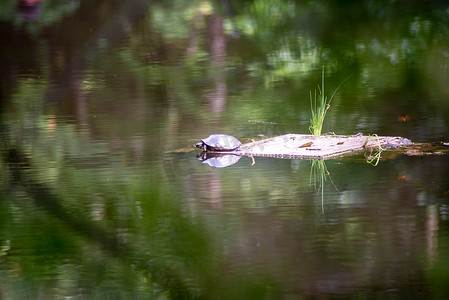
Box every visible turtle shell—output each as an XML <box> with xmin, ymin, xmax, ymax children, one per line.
<box><xmin>200</xmin><ymin>134</ymin><xmax>241</xmax><ymax>151</ymax></box>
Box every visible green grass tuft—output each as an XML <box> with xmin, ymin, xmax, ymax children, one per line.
<box><xmin>309</xmin><ymin>67</ymin><xmax>348</xmax><ymax>137</ymax></box>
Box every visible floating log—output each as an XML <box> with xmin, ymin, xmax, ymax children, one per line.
<box><xmin>232</xmin><ymin>134</ymin><xmax>412</xmax><ymax>160</ymax></box>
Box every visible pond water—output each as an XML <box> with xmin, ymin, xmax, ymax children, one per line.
<box><xmin>1</xmin><ymin>0</ymin><xmax>449</xmax><ymax>298</ymax></box>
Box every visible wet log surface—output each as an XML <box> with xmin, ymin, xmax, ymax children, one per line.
<box><xmin>207</xmin><ymin>134</ymin><xmax>448</xmax><ymax>160</ymax></box>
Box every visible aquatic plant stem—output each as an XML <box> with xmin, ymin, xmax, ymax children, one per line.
<box><xmin>365</xmin><ymin>134</ymin><xmax>386</xmax><ymax>166</ymax></box>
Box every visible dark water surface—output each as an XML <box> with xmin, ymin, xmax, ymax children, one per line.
<box><xmin>1</xmin><ymin>0</ymin><xmax>449</xmax><ymax>298</ymax></box>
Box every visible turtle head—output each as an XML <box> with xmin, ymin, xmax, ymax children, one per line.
<box><xmin>196</xmin><ymin>141</ymin><xmax>205</xmax><ymax>150</ymax></box>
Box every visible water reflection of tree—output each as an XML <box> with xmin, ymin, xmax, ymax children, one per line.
<box><xmin>207</xmin><ymin>15</ymin><xmax>227</xmax><ymax>114</ymax></box>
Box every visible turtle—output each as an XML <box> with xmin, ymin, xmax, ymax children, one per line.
<box><xmin>196</xmin><ymin>134</ymin><xmax>241</xmax><ymax>151</ymax></box>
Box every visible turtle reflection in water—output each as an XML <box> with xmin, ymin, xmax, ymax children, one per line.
<box><xmin>195</xmin><ymin>134</ymin><xmax>241</xmax><ymax>151</ymax></box>
<box><xmin>196</xmin><ymin>152</ymin><xmax>242</xmax><ymax>168</ymax></box>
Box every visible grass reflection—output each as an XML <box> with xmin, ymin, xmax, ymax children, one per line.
<box><xmin>309</xmin><ymin>159</ymin><xmax>333</xmax><ymax>212</ymax></box>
